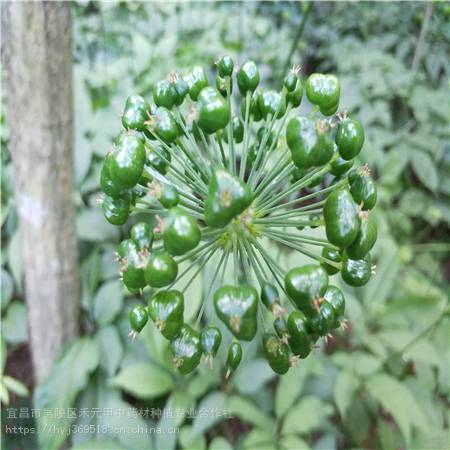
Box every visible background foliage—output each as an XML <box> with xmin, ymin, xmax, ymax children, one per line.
<box><xmin>1</xmin><ymin>2</ymin><xmax>449</xmax><ymax>450</ymax></box>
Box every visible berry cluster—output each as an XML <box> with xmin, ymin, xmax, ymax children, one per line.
<box><xmin>99</xmin><ymin>56</ymin><xmax>377</xmax><ymax>376</ymax></box>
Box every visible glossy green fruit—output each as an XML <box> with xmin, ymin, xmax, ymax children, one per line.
<box><xmin>171</xmin><ymin>324</ymin><xmax>202</xmax><ymax>374</ymax></box>
<box><xmin>323</xmin><ymin>189</ymin><xmax>361</xmax><ymax>247</ymax></box>
<box><xmin>197</xmin><ymin>87</ymin><xmax>231</xmax><ymax>134</ymax></box>
<box><xmin>110</xmin><ymin>134</ymin><xmax>146</xmax><ymax>189</ymax></box>
<box><xmin>153</xmin><ymin>79</ymin><xmax>177</xmax><ymax>109</ymax></box>
<box><xmin>148</xmin><ymin>290</ymin><xmax>184</xmax><ymax>340</ymax></box>
<box><xmin>100</xmin><ymin>154</ymin><xmax>124</xmax><ymax>197</ymax></box>
<box><xmin>237</xmin><ymin>60</ymin><xmax>260</xmax><ymax>94</ymax></box>
<box><xmin>274</xmin><ymin>316</ymin><xmax>289</xmax><ymax>342</ymax></box>
<box><xmin>323</xmin><ymin>286</ymin><xmax>345</xmax><ymax>328</ymax></box>
<box><xmin>163</xmin><ymin>208</ymin><xmax>201</xmax><ymax>256</ymax></box>
<box><xmin>223</xmin><ymin>116</ymin><xmax>244</xmax><ymax>144</ymax></box>
<box><xmin>310</xmin><ymin>122</ymin><xmax>334</xmax><ymax>166</ymax></box>
<box><xmin>309</xmin><ymin>300</ymin><xmax>335</xmax><ymax>336</ymax></box>
<box><xmin>305</xmin><ymin>73</ymin><xmax>340</xmax><ymax>108</ymax></box>
<box><xmin>320</xmin><ymin>101</ymin><xmax>339</xmax><ymax>116</ymax></box>
<box><xmin>284</xmin><ymin>265</ymin><xmax>328</xmax><ymax>314</ymax></box>
<box><xmin>174</xmin><ymin>77</ymin><xmax>189</xmax><ymax>106</ymax></box>
<box><xmin>122</xmin><ymin>95</ymin><xmax>150</xmax><ymax>131</ymax></box>
<box><xmin>131</xmin><ymin>222</ymin><xmax>153</xmax><ymax>250</ymax></box>
<box><xmin>214</xmin><ymin>285</ymin><xmax>258</xmax><ymax>341</ymax></box>
<box><xmin>150</xmin><ymin>107</ymin><xmax>179</xmax><ymax>144</ymax></box>
<box><xmin>258</xmin><ymin>90</ymin><xmax>287</xmax><ymax>120</ymax></box>
<box><xmin>200</xmin><ymin>326</ymin><xmax>222</xmax><ymax>357</ymax></box>
<box><xmin>286</xmin><ymin>117</ymin><xmax>333</xmax><ymax>169</ymax></box>
<box><xmin>226</xmin><ymin>341</ymin><xmax>242</xmax><ymax>376</ymax></box>
<box><xmin>260</xmin><ymin>282</ymin><xmax>282</xmax><ymax>315</ymax></box>
<box><xmin>217</xmin><ymin>55</ymin><xmax>234</xmax><ymax>77</ymax></box>
<box><xmin>122</xmin><ymin>244</ymin><xmax>147</xmax><ymax>290</ymax></box>
<box><xmin>287</xmin><ymin>310</ymin><xmax>311</xmax><ymax>358</ymax></box>
<box><xmin>102</xmin><ymin>194</ymin><xmax>130</xmax><ymax>225</ymax></box>
<box><xmin>321</xmin><ymin>246</ymin><xmax>342</xmax><ymax>275</ymax></box>
<box><xmin>240</xmin><ymin>90</ymin><xmax>263</xmax><ymax>121</ymax></box>
<box><xmin>346</xmin><ymin>215</ymin><xmax>377</xmax><ymax>259</ymax></box>
<box><xmin>147</xmin><ymin>146</ymin><xmax>170</xmax><ymax>175</ymax></box>
<box><xmin>129</xmin><ymin>305</ymin><xmax>148</xmax><ymax>333</ymax></box>
<box><xmin>145</xmin><ymin>250</ymin><xmax>178</xmax><ymax>288</ymax></box>
<box><xmin>262</xmin><ymin>333</ymin><xmax>290</xmax><ymax>374</ymax></box>
<box><xmin>159</xmin><ymin>184</ymin><xmax>180</xmax><ymax>209</ymax></box>
<box><xmin>215</xmin><ymin>75</ymin><xmax>230</xmax><ymax>97</ymax></box>
<box><xmin>286</xmin><ymin>78</ymin><xmax>303</xmax><ymax>107</ymax></box>
<box><xmin>341</xmin><ymin>253</ymin><xmax>372</xmax><ymax>287</ymax></box>
<box><xmin>284</xmin><ymin>71</ymin><xmax>298</xmax><ymax>92</ymax></box>
<box><xmin>257</xmin><ymin>127</ymin><xmax>276</xmax><ymax>150</ymax></box>
<box><xmin>204</xmin><ymin>169</ymin><xmax>253</xmax><ymax>228</ymax></box>
<box><xmin>330</xmin><ymin>152</ymin><xmax>354</xmax><ymax>176</ymax></box>
<box><xmin>349</xmin><ymin>172</ymin><xmax>377</xmax><ymax>210</ymax></box>
<box><xmin>117</xmin><ymin>239</ymin><xmax>135</xmax><ymax>260</ymax></box>
<box><xmin>185</xmin><ymin>66</ymin><xmax>209</xmax><ymax>101</ymax></box>
<box><xmin>336</xmin><ymin>119</ymin><xmax>365</xmax><ymax>160</ymax></box>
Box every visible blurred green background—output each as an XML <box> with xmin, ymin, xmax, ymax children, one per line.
<box><xmin>1</xmin><ymin>2</ymin><xmax>449</xmax><ymax>450</ymax></box>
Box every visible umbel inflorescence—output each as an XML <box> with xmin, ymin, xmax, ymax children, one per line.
<box><xmin>99</xmin><ymin>56</ymin><xmax>377</xmax><ymax>376</ymax></box>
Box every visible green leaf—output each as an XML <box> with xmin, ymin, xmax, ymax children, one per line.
<box><xmin>71</xmin><ymin>440</ymin><xmax>126</xmax><ymax>450</ymax></box>
<box><xmin>410</xmin><ymin>149</ymin><xmax>438</xmax><ymax>192</ymax></box>
<box><xmin>179</xmin><ymin>425</ymin><xmax>206</xmax><ymax>450</ymax></box>
<box><xmin>2</xmin><ymin>301</ymin><xmax>28</xmax><ymax>344</ymax></box>
<box><xmin>3</xmin><ymin>375</ymin><xmax>28</xmax><ymax>397</ymax></box>
<box><xmin>365</xmin><ymin>373</ymin><xmax>429</xmax><ymax>444</ymax></box>
<box><xmin>93</xmin><ymin>279</ymin><xmax>123</xmax><ymax>326</ymax></box>
<box><xmin>34</xmin><ymin>337</ymin><xmax>99</xmax><ymax>450</ymax></box>
<box><xmin>282</xmin><ymin>396</ymin><xmax>333</xmax><ymax>436</ymax></box>
<box><xmin>228</xmin><ymin>395</ymin><xmax>273</xmax><ymax>430</ymax></box>
<box><xmin>156</xmin><ymin>391</ymin><xmax>190</xmax><ymax>450</ymax></box>
<box><xmin>333</xmin><ymin>370</ymin><xmax>360</xmax><ymax>417</ymax></box>
<box><xmin>242</xmin><ymin>428</ymin><xmax>274</xmax><ymax>449</ymax></box>
<box><xmin>97</xmin><ymin>325</ymin><xmax>123</xmax><ymax>376</ymax></box>
<box><xmin>190</xmin><ymin>391</ymin><xmax>227</xmax><ymax>438</ymax></box>
<box><xmin>232</xmin><ymin>358</ymin><xmax>275</xmax><ymax>394</ymax></box>
<box><xmin>1</xmin><ymin>268</ymin><xmax>14</xmax><ymax>311</ymax></box>
<box><xmin>111</xmin><ymin>362</ymin><xmax>174</xmax><ymax>399</ymax></box>
<box><xmin>279</xmin><ymin>435</ymin><xmax>311</xmax><ymax>450</ymax></box>
<box><xmin>209</xmin><ymin>437</ymin><xmax>232</xmax><ymax>450</ymax></box>
<box><xmin>275</xmin><ymin>360</ymin><xmax>314</xmax><ymax>417</ymax></box>
<box><xmin>77</xmin><ymin>208</ymin><xmax>120</xmax><ymax>242</ymax></box>
<box><xmin>7</xmin><ymin>230</ymin><xmax>23</xmax><ymax>292</ymax></box>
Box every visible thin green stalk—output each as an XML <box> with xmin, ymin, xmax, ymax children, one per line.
<box><xmin>254</xmin><ymin>154</ymin><xmax>292</xmax><ymax>200</ymax></box>
<box><xmin>225</xmin><ymin>78</ymin><xmax>236</xmax><ymax>174</ymax></box>
<box><xmin>265</xmin><ymin>232</ymin><xmax>341</xmax><ymax>269</ymax></box>
<box><xmin>182</xmin><ymin>246</ymin><xmax>218</xmax><ymax>293</ymax></box>
<box><xmin>216</xmin><ymin>132</ymin><xmax>227</xmax><ymax>167</ymax></box>
<box><xmin>195</xmin><ymin>251</ymin><xmax>227</xmax><ymax>328</ymax></box>
<box><xmin>262</xmin><ymin>228</ymin><xmax>331</xmax><ymax>249</ymax></box>
<box><xmin>239</xmin><ymin>91</ymin><xmax>252</xmax><ymax>180</ymax></box>
<box><xmin>258</xmin><ymin>164</ymin><xmax>330</xmax><ymax>211</ymax></box>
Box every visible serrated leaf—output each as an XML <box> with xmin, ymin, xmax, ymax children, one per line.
<box><xmin>34</xmin><ymin>337</ymin><xmax>99</xmax><ymax>450</ymax></box>
<box><xmin>365</xmin><ymin>373</ymin><xmax>428</xmax><ymax>444</ymax></box>
<box><xmin>228</xmin><ymin>396</ymin><xmax>273</xmax><ymax>430</ymax></box>
<box><xmin>112</xmin><ymin>362</ymin><xmax>174</xmax><ymax>399</ymax></box>
<box><xmin>93</xmin><ymin>279</ymin><xmax>123</xmax><ymax>326</ymax></box>
<box><xmin>333</xmin><ymin>370</ymin><xmax>360</xmax><ymax>417</ymax></box>
<box><xmin>410</xmin><ymin>149</ymin><xmax>438</xmax><ymax>192</ymax></box>
<box><xmin>97</xmin><ymin>325</ymin><xmax>123</xmax><ymax>376</ymax></box>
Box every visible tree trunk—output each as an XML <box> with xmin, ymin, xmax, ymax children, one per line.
<box><xmin>1</xmin><ymin>1</ymin><xmax>79</xmax><ymax>382</ymax></box>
